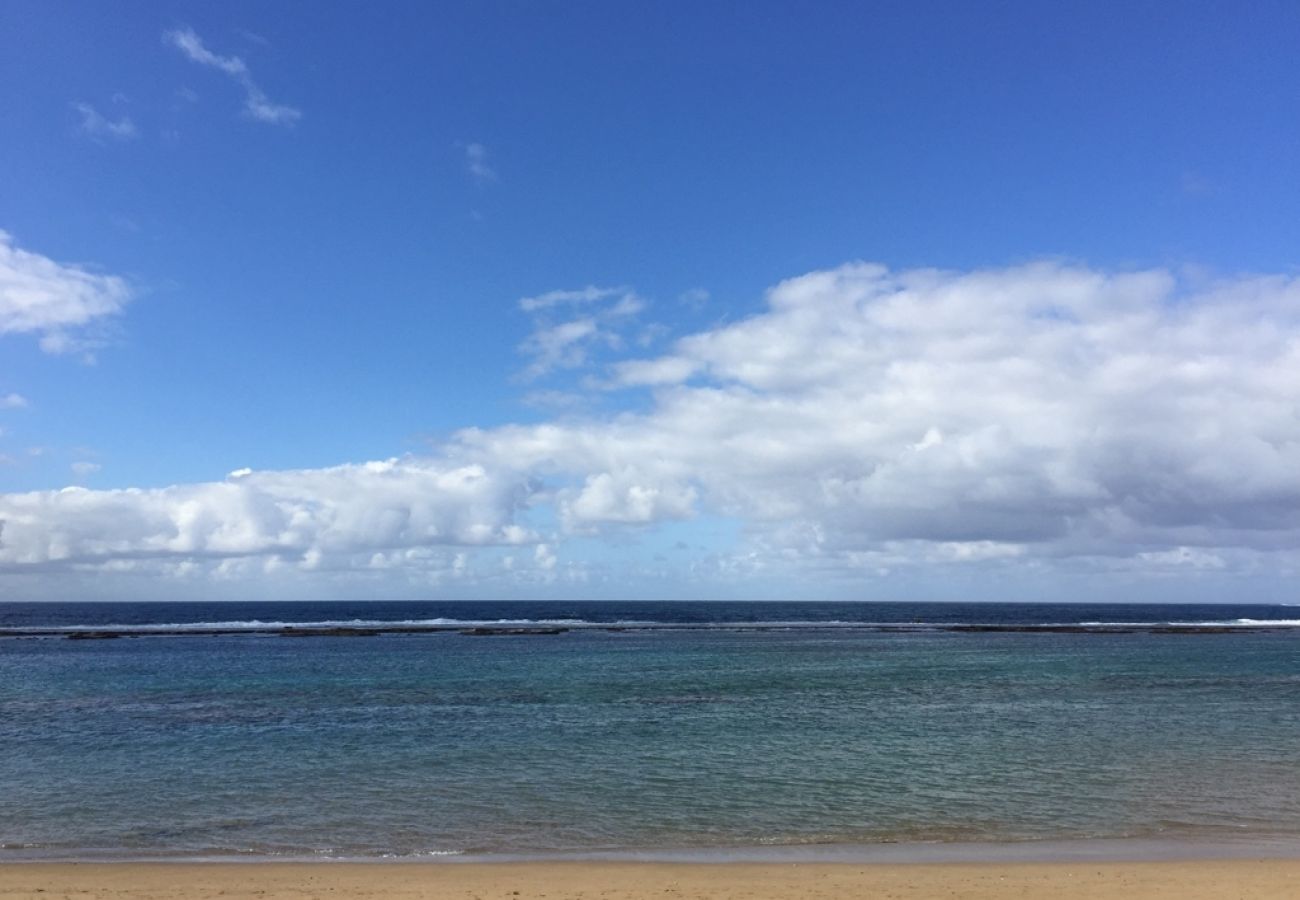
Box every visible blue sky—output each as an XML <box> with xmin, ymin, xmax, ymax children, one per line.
<box><xmin>2</xmin><ymin>1</ymin><xmax>1300</xmax><ymax>601</ymax></box>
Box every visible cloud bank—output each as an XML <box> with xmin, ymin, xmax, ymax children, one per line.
<box><xmin>507</xmin><ymin>263</ymin><xmax>1300</xmax><ymax>574</ymax></box>
<box><xmin>0</xmin><ymin>459</ymin><xmax>534</xmax><ymax>573</ymax></box>
<box><xmin>4</xmin><ymin>260</ymin><xmax>1300</xmax><ymax>595</ymax></box>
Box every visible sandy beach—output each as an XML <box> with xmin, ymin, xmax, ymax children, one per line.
<box><xmin>2</xmin><ymin>860</ymin><xmax>1299</xmax><ymax>900</ymax></box>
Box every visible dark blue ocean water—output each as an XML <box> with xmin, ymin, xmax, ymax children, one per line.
<box><xmin>3</xmin><ymin>599</ymin><xmax>1298</xmax><ymax>631</ymax></box>
<box><xmin>1</xmin><ymin>602</ymin><xmax>1297</xmax><ymax>859</ymax></box>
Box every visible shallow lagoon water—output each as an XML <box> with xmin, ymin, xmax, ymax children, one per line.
<box><xmin>2</xmin><ymin>602</ymin><xmax>1297</xmax><ymax>859</ymax></box>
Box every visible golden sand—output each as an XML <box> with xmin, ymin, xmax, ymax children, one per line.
<box><xmin>2</xmin><ymin>860</ymin><xmax>1298</xmax><ymax>900</ymax></box>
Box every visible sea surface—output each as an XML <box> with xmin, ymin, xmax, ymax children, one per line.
<box><xmin>1</xmin><ymin>601</ymin><xmax>1298</xmax><ymax>860</ymax></box>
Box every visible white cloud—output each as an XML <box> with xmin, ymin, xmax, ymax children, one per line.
<box><xmin>0</xmin><ymin>232</ymin><xmax>131</xmax><ymax>354</ymax></box>
<box><xmin>463</xmin><ymin>142</ymin><xmax>496</xmax><ymax>183</ymax></box>
<box><xmin>0</xmin><ymin>393</ymin><xmax>27</xmax><ymax>409</ymax></box>
<box><xmin>164</xmin><ymin>27</ymin><xmax>301</xmax><ymax>125</ymax></box>
<box><xmin>5</xmin><ymin>260</ymin><xmax>1300</xmax><ymax>592</ymax></box>
<box><xmin>71</xmin><ymin>102</ymin><xmax>137</xmax><ymax>142</ymax></box>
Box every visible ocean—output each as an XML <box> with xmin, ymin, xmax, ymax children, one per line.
<box><xmin>1</xmin><ymin>601</ymin><xmax>1297</xmax><ymax>860</ymax></box>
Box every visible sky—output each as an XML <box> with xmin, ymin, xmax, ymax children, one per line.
<box><xmin>2</xmin><ymin>0</ymin><xmax>1299</xmax><ymax>603</ymax></box>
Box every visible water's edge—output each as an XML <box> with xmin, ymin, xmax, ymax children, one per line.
<box><xmin>6</xmin><ymin>835</ymin><xmax>1300</xmax><ymax>865</ymax></box>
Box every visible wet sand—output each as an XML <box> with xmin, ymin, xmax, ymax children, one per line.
<box><xmin>2</xmin><ymin>860</ymin><xmax>1299</xmax><ymax>899</ymax></box>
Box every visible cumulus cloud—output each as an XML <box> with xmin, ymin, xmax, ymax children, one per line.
<box><xmin>71</xmin><ymin>102</ymin><xmax>137</xmax><ymax>141</ymax></box>
<box><xmin>0</xmin><ymin>393</ymin><xmax>27</xmax><ymax>409</ymax></box>
<box><xmin>165</xmin><ymin>27</ymin><xmax>301</xmax><ymax>125</ymax></box>
<box><xmin>4</xmin><ymin>260</ymin><xmax>1300</xmax><ymax>590</ymax></box>
<box><xmin>0</xmin><ymin>232</ymin><xmax>131</xmax><ymax>355</ymax></box>
<box><xmin>564</xmin><ymin>470</ymin><xmax>698</xmax><ymax>529</ymax></box>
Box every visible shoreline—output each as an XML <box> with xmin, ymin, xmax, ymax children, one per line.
<box><xmin>3</xmin><ymin>859</ymin><xmax>1300</xmax><ymax>900</ymax></box>
<box><xmin>7</xmin><ymin>834</ymin><xmax>1300</xmax><ymax>865</ymax></box>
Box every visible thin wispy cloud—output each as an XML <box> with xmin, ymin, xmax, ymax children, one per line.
<box><xmin>463</xmin><ymin>142</ymin><xmax>497</xmax><ymax>183</ymax></box>
<box><xmin>0</xmin><ymin>393</ymin><xmax>28</xmax><ymax>409</ymax></box>
<box><xmin>519</xmin><ymin>285</ymin><xmax>629</xmax><ymax>312</ymax></box>
<box><xmin>164</xmin><ymin>27</ymin><xmax>301</xmax><ymax>126</ymax></box>
<box><xmin>166</xmin><ymin>27</ymin><xmax>247</xmax><ymax>76</ymax></box>
<box><xmin>237</xmin><ymin>29</ymin><xmax>270</xmax><ymax>47</ymax></box>
<box><xmin>70</xmin><ymin>461</ymin><xmax>101</xmax><ymax>479</ymax></box>
<box><xmin>71</xmin><ymin>102</ymin><xmax>137</xmax><ymax>142</ymax></box>
<box><xmin>678</xmin><ymin>288</ymin><xmax>710</xmax><ymax>310</ymax></box>
<box><xmin>517</xmin><ymin>286</ymin><xmax>645</xmax><ymax>379</ymax></box>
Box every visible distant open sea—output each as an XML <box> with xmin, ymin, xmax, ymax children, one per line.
<box><xmin>2</xmin><ymin>601</ymin><xmax>1297</xmax><ymax>861</ymax></box>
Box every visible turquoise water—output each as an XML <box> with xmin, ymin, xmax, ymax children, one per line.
<box><xmin>1</xmin><ymin>605</ymin><xmax>1298</xmax><ymax>859</ymax></box>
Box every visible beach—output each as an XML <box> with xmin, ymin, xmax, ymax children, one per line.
<box><xmin>3</xmin><ymin>860</ymin><xmax>1300</xmax><ymax>899</ymax></box>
